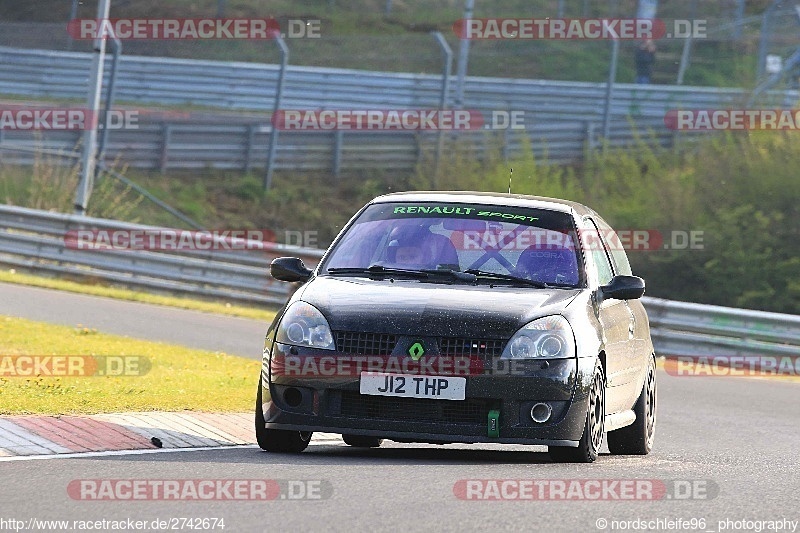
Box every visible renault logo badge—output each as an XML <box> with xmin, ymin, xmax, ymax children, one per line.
<box><xmin>408</xmin><ymin>342</ymin><xmax>425</xmax><ymax>361</ymax></box>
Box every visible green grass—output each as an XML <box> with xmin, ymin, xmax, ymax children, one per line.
<box><xmin>0</xmin><ymin>269</ymin><xmax>277</xmax><ymax>322</ymax></box>
<box><xmin>0</xmin><ymin>316</ymin><xmax>261</xmax><ymax>415</ymax></box>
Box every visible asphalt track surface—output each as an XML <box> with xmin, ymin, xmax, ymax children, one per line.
<box><xmin>0</xmin><ymin>282</ymin><xmax>268</xmax><ymax>358</ymax></box>
<box><xmin>2</xmin><ymin>283</ymin><xmax>799</xmax><ymax>532</ymax></box>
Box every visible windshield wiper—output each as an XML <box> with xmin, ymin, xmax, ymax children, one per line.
<box><xmin>327</xmin><ymin>265</ymin><xmax>429</xmax><ymax>279</ymax></box>
<box><xmin>420</xmin><ymin>268</ymin><xmax>477</xmax><ymax>283</ymax></box>
<box><xmin>463</xmin><ymin>269</ymin><xmax>550</xmax><ymax>288</ymax></box>
<box><xmin>327</xmin><ymin>265</ymin><xmax>480</xmax><ymax>284</ymax></box>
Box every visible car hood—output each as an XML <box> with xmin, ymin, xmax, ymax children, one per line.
<box><xmin>297</xmin><ymin>276</ymin><xmax>581</xmax><ymax>339</ymax></box>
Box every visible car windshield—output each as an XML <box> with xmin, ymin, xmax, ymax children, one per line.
<box><xmin>321</xmin><ymin>201</ymin><xmax>583</xmax><ymax>287</ymax></box>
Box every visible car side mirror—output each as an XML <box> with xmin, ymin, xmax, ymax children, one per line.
<box><xmin>270</xmin><ymin>257</ymin><xmax>313</xmax><ymax>283</ymax></box>
<box><xmin>600</xmin><ymin>275</ymin><xmax>645</xmax><ymax>300</ymax></box>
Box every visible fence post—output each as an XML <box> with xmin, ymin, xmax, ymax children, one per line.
<box><xmin>676</xmin><ymin>36</ymin><xmax>692</xmax><ymax>85</ymax></box>
<box><xmin>67</xmin><ymin>0</ymin><xmax>79</xmax><ymax>50</ymax></box>
<box><xmin>96</xmin><ymin>33</ymin><xmax>122</xmax><ymax>167</ymax></box>
<box><xmin>454</xmin><ymin>0</ymin><xmax>475</xmax><ymax>109</ymax></box>
<box><xmin>757</xmin><ymin>3</ymin><xmax>777</xmax><ymax>78</ymax></box>
<box><xmin>431</xmin><ymin>31</ymin><xmax>453</xmax><ymax>187</ymax></box>
<box><xmin>601</xmin><ymin>39</ymin><xmax>620</xmax><ymax>147</ymax></box>
<box><xmin>73</xmin><ymin>0</ymin><xmax>110</xmax><ymax>216</ymax></box>
<box><xmin>333</xmin><ymin>130</ymin><xmax>343</xmax><ymax>179</ymax></box>
<box><xmin>584</xmin><ymin>120</ymin><xmax>596</xmax><ymax>154</ymax></box>
<box><xmin>733</xmin><ymin>0</ymin><xmax>745</xmax><ymax>41</ymax></box>
<box><xmin>159</xmin><ymin>123</ymin><xmax>172</xmax><ymax>173</ymax></box>
<box><xmin>264</xmin><ymin>35</ymin><xmax>289</xmax><ymax>191</ymax></box>
<box><xmin>244</xmin><ymin>124</ymin><xmax>256</xmax><ymax>172</ymax></box>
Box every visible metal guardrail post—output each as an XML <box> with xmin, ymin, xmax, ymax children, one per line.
<box><xmin>67</xmin><ymin>0</ymin><xmax>80</xmax><ymax>51</ymax></box>
<box><xmin>601</xmin><ymin>39</ymin><xmax>620</xmax><ymax>146</ymax></box>
<box><xmin>159</xmin><ymin>124</ymin><xmax>172</xmax><ymax>173</ymax></box>
<box><xmin>733</xmin><ymin>0</ymin><xmax>745</xmax><ymax>40</ymax></box>
<box><xmin>676</xmin><ymin>36</ymin><xmax>692</xmax><ymax>86</ymax></box>
<box><xmin>584</xmin><ymin>120</ymin><xmax>596</xmax><ymax>153</ymax></box>
<box><xmin>264</xmin><ymin>35</ymin><xmax>289</xmax><ymax>191</ymax></box>
<box><xmin>96</xmin><ymin>32</ymin><xmax>122</xmax><ymax>167</ymax></box>
<box><xmin>74</xmin><ymin>0</ymin><xmax>110</xmax><ymax>216</ymax></box>
<box><xmin>431</xmin><ymin>31</ymin><xmax>453</xmax><ymax>187</ymax></box>
<box><xmin>244</xmin><ymin>125</ymin><xmax>256</xmax><ymax>172</ymax></box>
<box><xmin>757</xmin><ymin>2</ymin><xmax>777</xmax><ymax>79</ymax></box>
<box><xmin>453</xmin><ymin>0</ymin><xmax>474</xmax><ymax>109</ymax></box>
<box><xmin>333</xmin><ymin>131</ymin><xmax>343</xmax><ymax>179</ymax></box>
<box><xmin>676</xmin><ymin>0</ymin><xmax>695</xmax><ymax>86</ymax></box>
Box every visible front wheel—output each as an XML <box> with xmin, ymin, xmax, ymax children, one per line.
<box><xmin>608</xmin><ymin>354</ymin><xmax>657</xmax><ymax>455</ymax></box>
<box><xmin>549</xmin><ymin>361</ymin><xmax>605</xmax><ymax>463</ymax></box>
<box><xmin>255</xmin><ymin>382</ymin><xmax>312</xmax><ymax>453</ymax></box>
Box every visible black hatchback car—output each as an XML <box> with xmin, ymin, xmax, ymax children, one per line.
<box><xmin>256</xmin><ymin>192</ymin><xmax>657</xmax><ymax>462</ymax></box>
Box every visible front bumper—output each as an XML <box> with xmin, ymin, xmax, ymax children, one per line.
<box><xmin>260</xmin><ymin>342</ymin><xmax>597</xmax><ymax>446</ymax></box>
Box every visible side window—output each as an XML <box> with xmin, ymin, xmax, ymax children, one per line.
<box><xmin>582</xmin><ymin>218</ymin><xmax>614</xmax><ymax>286</ymax></box>
<box><xmin>595</xmin><ymin>218</ymin><xmax>633</xmax><ymax>276</ymax></box>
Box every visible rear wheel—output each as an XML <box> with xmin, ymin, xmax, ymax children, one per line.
<box><xmin>549</xmin><ymin>361</ymin><xmax>605</xmax><ymax>463</ymax></box>
<box><xmin>255</xmin><ymin>382</ymin><xmax>312</xmax><ymax>453</ymax></box>
<box><xmin>608</xmin><ymin>354</ymin><xmax>657</xmax><ymax>455</ymax></box>
<box><xmin>342</xmin><ymin>435</ymin><xmax>383</xmax><ymax>448</ymax></box>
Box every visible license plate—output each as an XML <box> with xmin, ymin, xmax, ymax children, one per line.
<box><xmin>359</xmin><ymin>372</ymin><xmax>466</xmax><ymax>400</ymax></box>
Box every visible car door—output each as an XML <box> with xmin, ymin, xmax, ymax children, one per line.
<box><xmin>593</xmin><ymin>217</ymin><xmax>649</xmax><ymax>408</ymax></box>
<box><xmin>579</xmin><ymin>217</ymin><xmax>632</xmax><ymax>415</ymax></box>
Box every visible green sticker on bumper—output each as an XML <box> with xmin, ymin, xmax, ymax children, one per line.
<box><xmin>488</xmin><ymin>409</ymin><xmax>500</xmax><ymax>438</ymax></box>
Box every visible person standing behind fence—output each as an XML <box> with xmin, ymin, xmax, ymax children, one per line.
<box><xmin>635</xmin><ymin>39</ymin><xmax>657</xmax><ymax>84</ymax></box>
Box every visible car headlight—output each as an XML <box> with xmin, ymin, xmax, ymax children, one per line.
<box><xmin>502</xmin><ymin>315</ymin><xmax>575</xmax><ymax>359</ymax></box>
<box><xmin>276</xmin><ymin>301</ymin><xmax>335</xmax><ymax>350</ymax></box>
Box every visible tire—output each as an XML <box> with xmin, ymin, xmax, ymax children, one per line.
<box><xmin>608</xmin><ymin>354</ymin><xmax>657</xmax><ymax>455</ymax></box>
<box><xmin>255</xmin><ymin>382</ymin><xmax>312</xmax><ymax>453</ymax></box>
<box><xmin>549</xmin><ymin>361</ymin><xmax>605</xmax><ymax>463</ymax></box>
<box><xmin>342</xmin><ymin>434</ymin><xmax>383</xmax><ymax>448</ymax></box>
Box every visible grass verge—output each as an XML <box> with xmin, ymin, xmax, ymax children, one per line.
<box><xmin>0</xmin><ymin>315</ymin><xmax>261</xmax><ymax>415</ymax></box>
<box><xmin>0</xmin><ymin>269</ymin><xmax>277</xmax><ymax>322</ymax></box>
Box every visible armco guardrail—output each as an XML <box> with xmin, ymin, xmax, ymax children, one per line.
<box><xmin>0</xmin><ymin>116</ymin><xmax>673</xmax><ymax>172</ymax></box>
<box><xmin>645</xmin><ymin>297</ymin><xmax>800</xmax><ymax>359</ymax></box>
<box><xmin>0</xmin><ymin>204</ymin><xmax>323</xmax><ymax>306</ymax></box>
<box><xmin>1</xmin><ymin>46</ymin><xmax>796</xmax><ymax>174</ymax></box>
<box><xmin>0</xmin><ymin>46</ymin><xmax>765</xmax><ymax>115</ymax></box>
<box><xmin>1</xmin><ymin>204</ymin><xmax>798</xmax><ymax>360</ymax></box>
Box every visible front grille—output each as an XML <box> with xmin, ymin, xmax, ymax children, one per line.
<box><xmin>439</xmin><ymin>337</ymin><xmax>506</xmax><ymax>358</ymax></box>
<box><xmin>339</xmin><ymin>391</ymin><xmax>490</xmax><ymax>425</ymax></box>
<box><xmin>334</xmin><ymin>331</ymin><xmax>398</xmax><ymax>356</ymax></box>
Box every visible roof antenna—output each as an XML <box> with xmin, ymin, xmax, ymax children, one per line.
<box><xmin>507</xmin><ymin>167</ymin><xmax>513</xmax><ymax>194</ymax></box>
